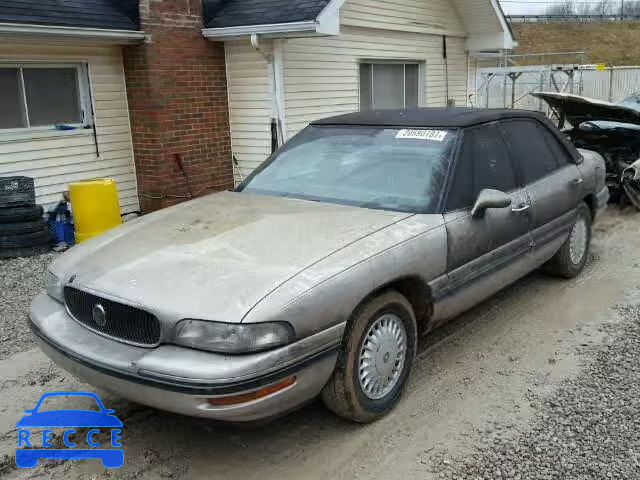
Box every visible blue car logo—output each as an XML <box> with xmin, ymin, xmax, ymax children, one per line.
<box><xmin>15</xmin><ymin>391</ymin><xmax>123</xmax><ymax>468</ymax></box>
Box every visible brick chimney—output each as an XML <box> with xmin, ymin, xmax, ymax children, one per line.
<box><xmin>123</xmin><ymin>0</ymin><xmax>233</xmax><ymax>212</ymax></box>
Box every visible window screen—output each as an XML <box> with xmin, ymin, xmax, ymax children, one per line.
<box><xmin>0</xmin><ymin>65</ymin><xmax>85</xmax><ymax>129</ymax></box>
<box><xmin>359</xmin><ymin>64</ymin><xmax>372</xmax><ymax>111</ymax></box>
<box><xmin>359</xmin><ymin>63</ymin><xmax>420</xmax><ymax>110</ymax></box>
<box><xmin>23</xmin><ymin>68</ymin><xmax>82</xmax><ymax>126</ymax></box>
<box><xmin>501</xmin><ymin>120</ymin><xmax>559</xmax><ymax>184</ymax></box>
<box><xmin>446</xmin><ymin>124</ymin><xmax>516</xmax><ymax>211</ymax></box>
<box><xmin>0</xmin><ymin>68</ymin><xmax>26</xmax><ymax>129</ymax></box>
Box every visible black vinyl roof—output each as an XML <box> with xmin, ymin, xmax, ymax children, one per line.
<box><xmin>204</xmin><ymin>0</ymin><xmax>331</xmax><ymax>28</ymax></box>
<box><xmin>0</xmin><ymin>0</ymin><xmax>140</xmax><ymax>30</ymax></box>
<box><xmin>312</xmin><ymin>108</ymin><xmax>549</xmax><ymax>128</ymax></box>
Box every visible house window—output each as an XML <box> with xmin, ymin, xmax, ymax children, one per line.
<box><xmin>0</xmin><ymin>64</ymin><xmax>90</xmax><ymax>130</ymax></box>
<box><xmin>359</xmin><ymin>62</ymin><xmax>421</xmax><ymax>110</ymax></box>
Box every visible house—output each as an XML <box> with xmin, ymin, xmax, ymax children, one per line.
<box><xmin>0</xmin><ymin>0</ymin><xmax>234</xmax><ymax>213</ymax></box>
<box><xmin>203</xmin><ymin>0</ymin><xmax>514</xmax><ymax>181</ymax></box>
<box><xmin>0</xmin><ymin>0</ymin><xmax>513</xmax><ymax>213</ymax></box>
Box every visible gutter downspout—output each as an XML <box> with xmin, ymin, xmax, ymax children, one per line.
<box><xmin>251</xmin><ymin>33</ymin><xmax>287</xmax><ymax>151</ymax></box>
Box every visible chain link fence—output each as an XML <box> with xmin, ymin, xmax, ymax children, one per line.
<box><xmin>472</xmin><ymin>53</ymin><xmax>640</xmax><ymax>113</ymax></box>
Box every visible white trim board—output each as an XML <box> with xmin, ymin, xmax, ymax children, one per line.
<box><xmin>0</xmin><ymin>22</ymin><xmax>145</xmax><ymax>44</ymax></box>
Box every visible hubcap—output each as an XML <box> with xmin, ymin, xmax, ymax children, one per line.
<box><xmin>569</xmin><ymin>217</ymin><xmax>588</xmax><ymax>265</ymax></box>
<box><xmin>358</xmin><ymin>313</ymin><xmax>407</xmax><ymax>400</ymax></box>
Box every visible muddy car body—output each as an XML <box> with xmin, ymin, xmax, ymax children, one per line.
<box><xmin>31</xmin><ymin>108</ymin><xmax>608</xmax><ymax>422</ymax></box>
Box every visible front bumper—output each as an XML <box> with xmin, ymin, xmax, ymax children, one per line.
<box><xmin>30</xmin><ymin>293</ymin><xmax>341</xmax><ymax>421</ymax></box>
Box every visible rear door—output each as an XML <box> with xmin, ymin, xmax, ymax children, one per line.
<box><xmin>443</xmin><ymin>123</ymin><xmax>532</xmax><ymax>286</ymax></box>
<box><xmin>501</xmin><ymin>119</ymin><xmax>582</xmax><ymax>249</ymax></box>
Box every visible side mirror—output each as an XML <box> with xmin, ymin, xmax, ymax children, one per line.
<box><xmin>471</xmin><ymin>189</ymin><xmax>512</xmax><ymax>218</ymax></box>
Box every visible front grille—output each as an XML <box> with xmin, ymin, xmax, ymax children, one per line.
<box><xmin>64</xmin><ymin>287</ymin><xmax>161</xmax><ymax>346</ymax></box>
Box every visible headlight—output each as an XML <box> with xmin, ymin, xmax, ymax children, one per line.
<box><xmin>45</xmin><ymin>270</ymin><xmax>64</xmax><ymax>303</ymax></box>
<box><xmin>173</xmin><ymin>320</ymin><xmax>295</xmax><ymax>354</ymax></box>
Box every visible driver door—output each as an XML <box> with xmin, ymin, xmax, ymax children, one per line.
<box><xmin>438</xmin><ymin>123</ymin><xmax>533</xmax><ymax>318</ymax></box>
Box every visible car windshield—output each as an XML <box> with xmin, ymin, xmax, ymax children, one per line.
<box><xmin>238</xmin><ymin>125</ymin><xmax>457</xmax><ymax>213</ymax></box>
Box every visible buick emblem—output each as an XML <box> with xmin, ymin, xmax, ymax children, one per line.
<box><xmin>92</xmin><ymin>303</ymin><xmax>107</xmax><ymax>327</ymax></box>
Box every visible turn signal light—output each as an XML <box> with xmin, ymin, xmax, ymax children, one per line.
<box><xmin>207</xmin><ymin>376</ymin><xmax>296</xmax><ymax>406</ymax></box>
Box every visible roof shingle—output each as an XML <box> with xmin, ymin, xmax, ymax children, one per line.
<box><xmin>204</xmin><ymin>0</ymin><xmax>331</xmax><ymax>28</ymax></box>
<box><xmin>0</xmin><ymin>0</ymin><xmax>140</xmax><ymax>31</ymax></box>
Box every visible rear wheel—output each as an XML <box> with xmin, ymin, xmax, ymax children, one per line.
<box><xmin>545</xmin><ymin>203</ymin><xmax>591</xmax><ymax>278</ymax></box>
<box><xmin>321</xmin><ymin>291</ymin><xmax>417</xmax><ymax>423</ymax></box>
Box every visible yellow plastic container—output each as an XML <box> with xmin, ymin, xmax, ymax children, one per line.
<box><xmin>69</xmin><ymin>178</ymin><xmax>122</xmax><ymax>243</ymax></box>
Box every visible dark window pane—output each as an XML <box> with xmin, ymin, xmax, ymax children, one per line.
<box><xmin>23</xmin><ymin>68</ymin><xmax>81</xmax><ymax>126</ymax></box>
<box><xmin>540</xmin><ymin>126</ymin><xmax>571</xmax><ymax>166</ymax></box>
<box><xmin>359</xmin><ymin>64</ymin><xmax>372</xmax><ymax>111</ymax></box>
<box><xmin>502</xmin><ymin>120</ymin><xmax>559</xmax><ymax>184</ymax></box>
<box><xmin>0</xmin><ymin>68</ymin><xmax>26</xmax><ymax>129</ymax></box>
<box><xmin>372</xmin><ymin>64</ymin><xmax>404</xmax><ymax>109</ymax></box>
<box><xmin>446</xmin><ymin>125</ymin><xmax>516</xmax><ymax>211</ymax></box>
<box><xmin>404</xmin><ymin>64</ymin><xmax>419</xmax><ymax>107</ymax></box>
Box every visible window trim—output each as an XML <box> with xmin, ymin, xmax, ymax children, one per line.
<box><xmin>0</xmin><ymin>62</ymin><xmax>92</xmax><ymax>132</ymax></box>
<box><xmin>358</xmin><ymin>60</ymin><xmax>425</xmax><ymax>110</ymax></box>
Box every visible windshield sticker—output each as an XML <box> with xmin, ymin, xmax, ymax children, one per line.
<box><xmin>396</xmin><ymin>129</ymin><xmax>448</xmax><ymax>141</ymax></box>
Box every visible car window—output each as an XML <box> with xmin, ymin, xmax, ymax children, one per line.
<box><xmin>445</xmin><ymin>124</ymin><xmax>516</xmax><ymax>212</ymax></box>
<box><xmin>239</xmin><ymin>126</ymin><xmax>457</xmax><ymax>213</ymax></box>
<box><xmin>501</xmin><ymin>119</ymin><xmax>560</xmax><ymax>184</ymax></box>
<box><xmin>539</xmin><ymin>124</ymin><xmax>571</xmax><ymax>166</ymax></box>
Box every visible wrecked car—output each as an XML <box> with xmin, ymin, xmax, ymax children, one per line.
<box><xmin>533</xmin><ymin>91</ymin><xmax>640</xmax><ymax>209</ymax></box>
<box><xmin>30</xmin><ymin>108</ymin><xmax>607</xmax><ymax>423</ymax></box>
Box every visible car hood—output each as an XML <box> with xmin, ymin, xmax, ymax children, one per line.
<box><xmin>532</xmin><ymin>92</ymin><xmax>640</xmax><ymax>127</ymax></box>
<box><xmin>53</xmin><ymin>191</ymin><xmax>411</xmax><ymax>323</ymax></box>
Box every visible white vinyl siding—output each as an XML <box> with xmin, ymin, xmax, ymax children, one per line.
<box><xmin>224</xmin><ymin>41</ymin><xmax>272</xmax><ymax>183</ymax></box>
<box><xmin>0</xmin><ymin>43</ymin><xmax>138</xmax><ymax>213</ymax></box>
<box><xmin>451</xmin><ymin>0</ymin><xmax>504</xmax><ymax>35</ymax></box>
<box><xmin>283</xmin><ymin>27</ymin><xmax>469</xmax><ymax>138</ymax></box>
<box><xmin>340</xmin><ymin>0</ymin><xmax>465</xmax><ymax>35</ymax></box>
<box><xmin>224</xmin><ymin>0</ymin><xmax>473</xmax><ymax>180</ymax></box>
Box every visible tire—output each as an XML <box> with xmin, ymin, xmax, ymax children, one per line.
<box><xmin>0</xmin><ymin>176</ymin><xmax>35</xmax><ymax>207</ymax></box>
<box><xmin>321</xmin><ymin>291</ymin><xmax>417</xmax><ymax>423</ymax></box>
<box><xmin>545</xmin><ymin>203</ymin><xmax>592</xmax><ymax>279</ymax></box>
<box><xmin>0</xmin><ymin>191</ymin><xmax>35</xmax><ymax>208</ymax></box>
<box><xmin>0</xmin><ymin>219</ymin><xmax>47</xmax><ymax>236</ymax></box>
<box><xmin>0</xmin><ymin>205</ymin><xmax>44</xmax><ymax>223</ymax></box>
<box><xmin>0</xmin><ymin>227</ymin><xmax>52</xmax><ymax>249</ymax></box>
<box><xmin>0</xmin><ymin>244</ymin><xmax>51</xmax><ymax>259</ymax></box>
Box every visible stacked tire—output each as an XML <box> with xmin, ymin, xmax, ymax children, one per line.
<box><xmin>0</xmin><ymin>177</ymin><xmax>52</xmax><ymax>259</ymax></box>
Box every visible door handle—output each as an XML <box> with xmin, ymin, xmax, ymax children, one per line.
<box><xmin>571</xmin><ymin>177</ymin><xmax>584</xmax><ymax>186</ymax></box>
<box><xmin>512</xmin><ymin>203</ymin><xmax>531</xmax><ymax>213</ymax></box>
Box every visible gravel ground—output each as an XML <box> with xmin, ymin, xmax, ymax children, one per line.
<box><xmin>432</xmin><ymin>303</ymin><xmax>640</xmax><ymax>480</ymax></box>
<box><xmin>0</xmin><ymin>253</ymin><xmax>58</xmax><ymax>359</ymax></box>
<box><xmin>1</xmin><ymin>210</ymin><xmax>639</xmax><ymax>480</ymax></box>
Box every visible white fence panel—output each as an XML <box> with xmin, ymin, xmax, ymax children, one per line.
<box><xmin>476</xmin><ymin>66</ymin><xmax>640</xmax><ymax>111</ymax></box>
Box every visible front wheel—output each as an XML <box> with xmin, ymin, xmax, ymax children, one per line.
<box><xmin>545</xmin><ymin>203</ymin><xmax>592</xmax><ymax>278</ymax></box>
<box><xmin>321</xmin><ymin>291</ymin><xmax>417</xmax><ymax>423</ymax></box>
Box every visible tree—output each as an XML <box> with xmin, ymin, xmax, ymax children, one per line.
<box><xmin>546</xmin><ymin>0</ymin><xmax>576</xmax><ymax>15</ymax></box>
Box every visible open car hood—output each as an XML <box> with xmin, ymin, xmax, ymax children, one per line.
<box><xmin>532</xmin><ymin>92</ymin><xmax>640</xmax><ymax>127</ymax></box>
